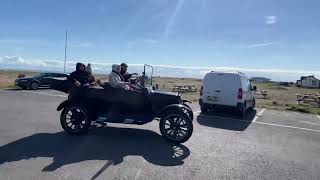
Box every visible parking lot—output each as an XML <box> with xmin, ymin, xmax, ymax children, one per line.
<box><xmin>1</xmin><ymin>89</ymin><xmax>320</xmax><ymax>180</ymax></box>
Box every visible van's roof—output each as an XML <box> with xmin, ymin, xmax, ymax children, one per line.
<box><xmin>206</xmin><ymin>71</ymin><xmax>246</xmax><ymax>75</ymax></box>
<box><xmin>204</xmin><ymin>71</ymin><xmax>249</xmax><ymax>79</ymax></box>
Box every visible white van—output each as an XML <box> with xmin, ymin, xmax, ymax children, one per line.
<box><xmin>199</xmin><ymin>71</ymin><xmax>255</xmax><ymax>117</ymax></box>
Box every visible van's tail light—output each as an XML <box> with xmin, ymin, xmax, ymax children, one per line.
<box><xmin>200</xmin><ymin>86</ymin><xmax>203</xmax><ymax>96</ymax></box>
<box><xmin>237</xmin><ymin>88</ymin><xmax>243</xmax><ymax>99</ymax></box>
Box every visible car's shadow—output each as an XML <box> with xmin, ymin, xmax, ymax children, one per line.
<box><xmin>5</xmin><ymin>87</ymin><xmax>52</xmax><ymax>91</ymax></box>
<box><xmin>197</xmin><ymin>109</ymin><xmax>257</xmax><ymax>131</ymax></box>
<box><xmin>0</xmin><ymin>127</ymin><xmax>190</xmax><ymax>172</ymax></box>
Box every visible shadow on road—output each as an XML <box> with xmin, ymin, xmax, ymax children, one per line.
<box><xmin>5</xmin><ymin>87</ymin><xmax>52</xmax><ymax>91</ymax></box>
<box><xmin>197</xmin><ymin>109</ymin><xmax>257</xmax><ymax>131</ymax></box>
<box><xmin>0</xmin><ymin>127</ymin><xmax>190</xmax><ymax>172</ymax></box>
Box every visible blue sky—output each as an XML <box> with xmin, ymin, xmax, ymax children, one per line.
<box><xmin>0</xmin><ymin>0</ymin><xmax>320</xmax><ymax>80</ymax></box>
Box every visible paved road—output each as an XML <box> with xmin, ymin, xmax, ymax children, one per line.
<box><xmin>0</xmin><ymin>89</ymin><xmax>320</xmax><ymax>180</ymax></box>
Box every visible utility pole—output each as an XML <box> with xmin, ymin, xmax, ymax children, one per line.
<box><xmin>64</xmin><ymin>29</ymin><xmax>68</xmax><ymax>73</ymax></box>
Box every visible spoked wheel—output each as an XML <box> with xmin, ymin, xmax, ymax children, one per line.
<box><xmin>181</xmin><ymin>104</ymin><xmax>194</xmax><ymax>120</ymax></box>
<box><xmin>160</xmin><ymin>109</ymin><xmax>193</xmax><ymax>143</ymax></box>
<box><xmin>60</xmin><ymin>106</ymin><xmax>90</xmax><ymax>135</ymax></box>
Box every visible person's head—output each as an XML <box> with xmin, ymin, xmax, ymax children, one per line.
<box><xmin>87</xmin><ymin>63</ymin><xmax>91</xmax><ymax>67</ymax></box>
<box><xmin>76</xmin><ymin>62</ymin><xmax>85</xmax><ymax>71</ymax></box>
<box><xmin>120</xmin><ymin>63</ymin><xmax>128</xmax><ymax>73</ymax></box>
<box><xmin>112</xmin><ymin>64</ymin><xmax>121</xmax><ymax>73</ymax></box>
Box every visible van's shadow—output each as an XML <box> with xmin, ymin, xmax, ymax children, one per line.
<box><xmin>197</xmin><ymin>109</ymin><xmax>257</xmax><ymax>131</ymax></box>
<box><xmin>0</xmin><ymin>127</ymin><xmax>190</xmax><ymax>172</ymax></box>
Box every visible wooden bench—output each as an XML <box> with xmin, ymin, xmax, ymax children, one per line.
<box><xmin>172</xmin><ymin>85</ymin><xmax>197</xmax><ymax>93</ymax></box>
<box><xmin>254</xmin><ymin>90</ymin><xmax>269</xmax><ymax>99</ymax></box>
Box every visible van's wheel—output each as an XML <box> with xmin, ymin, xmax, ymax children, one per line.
<box><xmin>249</xmin><ymin>99</ymin><xmax>255</xmax><ymax>111</ymax></box>
<box><xmin>239</xmin><ymin>102</ymin><xmax>247</xmax><ymax>118</ymax></box>
<box><xmin>160</xmin><ymin>109</ymin><xmax>193</xmax><ymax>144</ymax></box>
<box><xmin>60</xmin><ymin>106</ymin><xmax>90</xmax><ymax>135</ymax></box>
<box><xmin>200</xmin><ymin>106</ymin><xmax>208</xmax><ymax>114</ymax></box>
<box><xmin>30</xmin><ymin>82</ymin><xmax>39</xmax><ymax>90</ymax></box>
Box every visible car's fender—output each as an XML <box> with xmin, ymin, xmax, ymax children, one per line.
<box><xmin>57</xmin><ymin>100</ymin><xmax>72</xmax><ymax>111</ymax></box>
<box><xmin>156</xmin><ymin>104</ymin><xmax>194</xmax><ymax>120</ymax></box>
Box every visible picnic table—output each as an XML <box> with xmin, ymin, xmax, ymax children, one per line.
<box><xmin>296</xmin><ymin>94</ymin><xmax>320</xmax><ymax>107</ymax></box>
<box><xmin>254</xmin><ymin>89</ymin><xmax>269</xmax><ymax>99</ymax></box>
<box><xmin>172</xmin><ymin>85</ymin><xmax>197</xmax><ymax>93</ymax></box>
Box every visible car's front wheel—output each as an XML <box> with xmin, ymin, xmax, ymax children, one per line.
<box><xmin>30</xmin><ymin>82</ymin><xmax>39</xmax><ymax>90</ymax></box>
<box><xmin>60</xmin><ymin>106</ymin><xmax>90</xmax><ymax>135</ymax></box>
<box><xmin>159</xmin><ymin>109</ymin><xmax>193</xmax><ymax>143</ymax></box>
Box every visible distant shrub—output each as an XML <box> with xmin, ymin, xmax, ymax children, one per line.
<box><xmin>272</xmin><ymin>101</ymin><xmax>278</xmax><ymax>105</ymax></box>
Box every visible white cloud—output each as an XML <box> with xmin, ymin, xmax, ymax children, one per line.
<box><xmin>1</xmin><ymin>56</ymin><xmax>320</xmax><ymax>81</ymax></box>
<box><xmin>248</xmin><ymin>42</ymin><xmax>274</xmax><ymax>48</ymax></box>
<box><xmin>164</xmin><ymin>0</ymin><xmax>185</xmax><ymax>37</ymax></box>
<box><xmin>265</xmin><ymin>16</ymin><xmax>277</xmax><ymax>24</ymax></box>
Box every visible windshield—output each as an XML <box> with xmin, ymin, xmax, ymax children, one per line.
<box><xmin>32</xmin><ymin>73</ymin><xmax>46</xmax><ymax>78</ymax></box>
<box><xmin>143</xmin><ymin>65</ymin><xmax>153</xmax><ymax>87</ymax></box>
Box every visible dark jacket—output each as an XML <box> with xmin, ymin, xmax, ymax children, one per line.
<box><xmin>120</xmin><ymin>72</ymin><xmax>132</xmax><ymax>82</ymax></box>
<box><xmin>68</xmin><ymin>63</ymin><xmax>90</xmax><ymax>84</ymax></box>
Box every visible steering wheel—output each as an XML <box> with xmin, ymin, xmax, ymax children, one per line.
<box><xmin>131</xmin><ymin>76</ymin><xmax>144</xmax><ymax>89</ymax></box>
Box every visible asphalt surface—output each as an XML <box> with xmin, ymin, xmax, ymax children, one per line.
<box><xmin>1</xmin><ymin>89</ymin><xmax>320</xmax><ymax>180</ymax></box>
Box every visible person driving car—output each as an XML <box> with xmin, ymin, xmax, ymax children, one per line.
<box><xmin>109</xmin><ymin>64</ymin><xmax>132</xmax><ymax>90</ymax></box>
<box><xmin>68</xmin><ymin>62</ymin><xmax>90</xmax><ymax>86</ymax></box>
<box><xmin>120</xmin><ymin>63</ymin><xmax>138</xmax><ymax>82</ymax></box>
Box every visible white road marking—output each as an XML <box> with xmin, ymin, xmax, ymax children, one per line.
<box><xmin>22</xmin><ymin>90</ymin><xmax>67</xmax><ymax>98</ymax></box>
<box><xmin>255</xmin><ymin>121</ymin><xmax>320</xmax><ymax>133</ymax></box>
<box><xmin>134</xmin><ymin>169</ymin><xmax>142</xmax><ymax>180</ymax></box>
<box><xmin>316</xmin><ymin>115</ymin><xmax>320</xmax><ymax>120</ymax></box>
<box><xmin>252</xmin><ymin>108</ymin><xmax>266</xmax><ymax>122</ymax></box>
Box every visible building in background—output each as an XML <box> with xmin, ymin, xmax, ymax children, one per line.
<box><xmin>296</xmin><ymin>75</ymin><xmax>320</xmax><ymax>88</ymax></box>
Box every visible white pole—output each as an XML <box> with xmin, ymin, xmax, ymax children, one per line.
<box><xmin>64</xmin><ymin>29</ymin><xmax>68</xmax><ymax>73</ymax></box>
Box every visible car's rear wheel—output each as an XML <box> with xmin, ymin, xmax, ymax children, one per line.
<box><xmin>30</xmin><ymin>82</ymin><xmax>39</xmax><ymax>90</ymax></box>
<box><xmin>160</xmin><ymin>109</ymin><xmax>193</xmax><ymax>143</ymax></box>
<box><xmin>200</xmin><ymin>106</ymin><xmax>208</xmax><ymax>114</ymax></box>
<box><xmin>60</xmin><ymin>106</ymin><xmax>90</xmax><ymax>135</ymax></box>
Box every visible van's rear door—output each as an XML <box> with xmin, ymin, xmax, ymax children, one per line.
<box><xmin>203</xmin><ymin>73</ymin><xmax>224</xmax><ymax>105</ymax></box>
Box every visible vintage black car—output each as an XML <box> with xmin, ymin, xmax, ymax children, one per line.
<box><xmin>53</xmin><ymin>65</ymin><xmax>194</xmax><ymax>143</ymax></box>
<box><xmin>15</xmin><ymin>72</ymin><xmax>68</xmax><ymax>90</ymax></box>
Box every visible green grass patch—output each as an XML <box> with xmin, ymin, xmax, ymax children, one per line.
<box><xmin>286</xmin><ymin>104</ymin><xmax>311</xmax><ymax>113</ymax></box>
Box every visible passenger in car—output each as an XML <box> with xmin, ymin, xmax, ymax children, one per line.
<box><xmin>108</xmin><ymin>64</ymin><xmax>132</xmax><ymax>90</ymax></box>
<box><xmin>120</xmin><ymin>63</ymin><xmax>138</xmax><ymax>82</ymax></box>
<box><xmin>68</xmin><ymin>62</ymin><xmax>90</xmax><ymax>85</ymax></box>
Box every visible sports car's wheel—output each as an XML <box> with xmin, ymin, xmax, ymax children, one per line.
<box><xmin>60</xmin><ymin>106</ymin><xmax>90</xmax><ymax>135</ymax></box>
<box><xmin>160</xmin><ymin>109</ymin><xmax>193</xmax><ymax>143</ymax></box>
<box><xmin>30</xmin><ymin>82</ymin><xmax>39</xmax><ymax>90</ymax></box>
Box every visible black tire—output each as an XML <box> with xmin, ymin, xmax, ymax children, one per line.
<box><xmin>181</xmin><ymin>104</ymin><xmax>193</xmax><ymax>121</ymax></box>
<box><xmin>200</xmin><ymin>106</ymin><xmax>208</xmax><ymax>114</ymax></box>
<box><xmin>249</xmin><ymin>99</ymin><xmax>255</xmax><ymax>111</ymax></box>
<box><xmin>239</xmin><ymin>102</ymin><xmax>247</xmax><ymax>119</ymax></box>
<box><xmin>159</xmin><ymin>109</ymin><xmax>193</xmax><ymax>144</ymax></box>
<box><xmin>30</xmin><ymin>82</ymin><xmax>39</xmax><ymax>90</ymax></box>
<box><xmin>60</xmin><ymin>105</ymin><xmax>90</xmax><ymax>135</ymax></box>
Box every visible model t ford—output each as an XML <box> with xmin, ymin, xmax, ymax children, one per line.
<box><xmin>53</xmin><ymin>64</ymin><xmax>193</xmax><ymax>143</ymax></box>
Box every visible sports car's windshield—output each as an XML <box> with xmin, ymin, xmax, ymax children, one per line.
<box><xmin>32</xmin><ymin>73</ymin><xmax>47</xmax><ymax>78</ymax></box>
